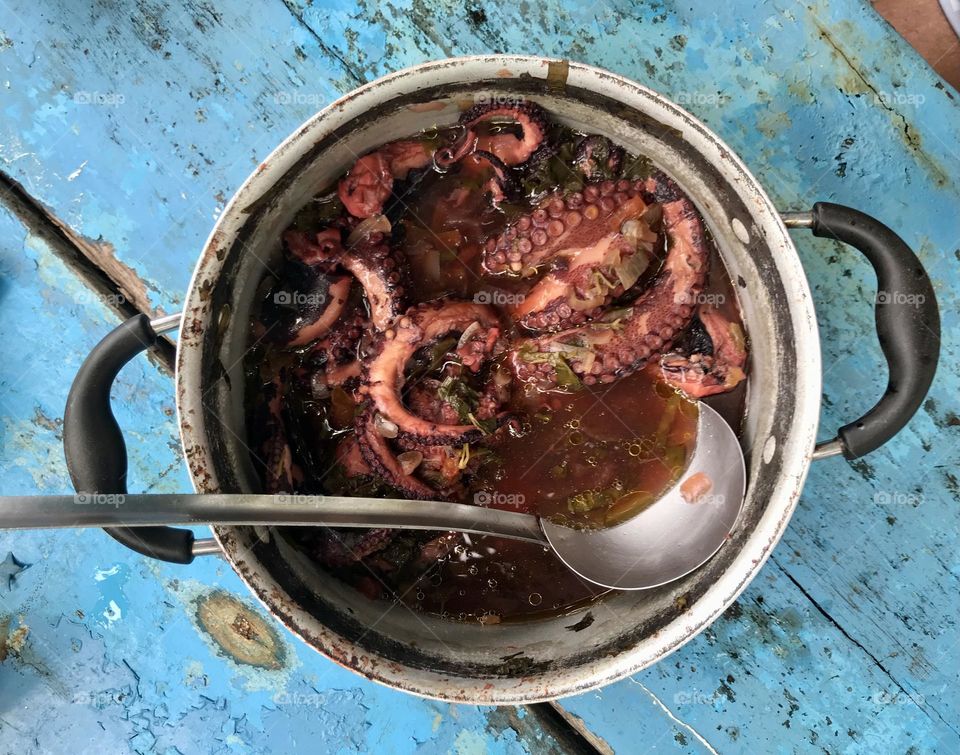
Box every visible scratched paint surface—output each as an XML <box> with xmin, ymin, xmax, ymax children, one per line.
<box><xmin>0</xmin><ymin>0</ymin><xmax>959</xmax><ymax>752</ymax></box>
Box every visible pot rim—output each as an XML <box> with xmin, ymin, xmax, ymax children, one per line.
<box><xmin>175</xmin><ymin>54</ymin><xmax>822</xmax><ymax>703</ymax></box>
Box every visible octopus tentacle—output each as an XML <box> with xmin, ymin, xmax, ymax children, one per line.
<box><xmin>259</xmin><ymin>376</ymin><xmax>302</xmax><ymax>493</ymax></box>
<box><xmin>355</xmin><ymin>408</ymin><xmax>452</xmax><ymax>499</ymax></box>
<box><xmin>660</xmin><ymin>305</ymin><xmax>748</xmax><ymax>397</ymax></box>
<box><xmin>510</xmin><ymin>194</ymin><xmax>710</xmax><ymax>389</ymax></box>
<box><xmin>361</xmin><ymin>299</ymin><xmax>509</xmax><ymax>448</ymax></box>
<box><xmin>283</xmin><ymin>275</ymin><xmax>352</xmax><ymax>346</ymax></box>
<box><xmin>573</xmin><ymin>135</ymin><xmax>625</xmax><ymax>181</ymax></box>
<box><xmin>338</xmin><ymin>139</ymin><xmax>435</xmax><ymax>218</ymax></box>
<box><xmin>284</xmin><ymin>228</ymin><xmax>409</xmax><ymax>332</ymax></box>
<box><xmin>337</xmin><ymin>232</ymin><xmax>409</xmax><ymax>330</ymax></box>
<box><xmin>511</xmin><ymin>218</ymin><xmax>656</xmax><ymax>332</ymax></box>
<box><xmin>459</xmin><ymin>150</ymin><xmax>518</xmax><ymax>206</ymax></box>
<box><xmin>482</xmin><ymin>179</ymin><xmax>649</xmax><ymax>275</ymax></box>
<box><xmin>458</xmin><ymin>102</ymin><xmax>549</xmax><ymax>166</ymax></box>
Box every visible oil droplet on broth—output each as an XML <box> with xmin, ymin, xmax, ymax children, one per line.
<box><xmin>528</xmin><ymin>592</ymin><xmax>543</xmax><ymax>607</ymax></box>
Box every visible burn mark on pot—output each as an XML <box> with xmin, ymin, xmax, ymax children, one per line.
<box><xmin>195</xmin><ymin>590</ymin><xmax>286</xmax><ymax>669</ymax></box>
<box><xmin>565</xmin><ymin>612</ymin><xmax>595</xmax><ymax>632</ymax></box>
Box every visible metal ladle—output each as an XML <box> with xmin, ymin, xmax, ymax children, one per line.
<box><xmin>0</xmin><ymin>404</ymin><xmax>744</xmax><ymax>590</ymax></box>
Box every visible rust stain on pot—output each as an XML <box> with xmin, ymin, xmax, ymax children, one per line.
<box><xmin>546</xmin><ymin>60</ymin><xmax>569</xmax><ymax>91</ymax></box>
<box><xmin>195</xmin><ymin>591</ymin><xmax>286</xmax><ymax>669</ymax></box>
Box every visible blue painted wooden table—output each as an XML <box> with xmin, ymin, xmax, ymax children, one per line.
<box><xmin>1</xmin><ymin>1</ymin><xmax>958</xmax><ymax>752</ymax></box>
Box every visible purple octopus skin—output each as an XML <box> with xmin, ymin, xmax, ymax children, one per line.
<box><xmin>456</xmin><ymin>101</ymin><xmax>550</xmax><ymax>167</ymax></box>
<box><xmin>482</xmin><ymin>179</ymin><xmax>651</xmax><ymax>276</ymax></box>
<box><xmin>360</xmin><ymin>299</ymin><xmax>511</xmax><ymax>449</ymax></box>
<box><xmin>354</xmin><ymin>407</ymin><xmax>455</xmax><ymax>500</ymax></box>
<box><xmin>259</xmin><ymin>377</ymin><xmax>300</xmax><ymax>494</ymax></box>
<box><xmin>284</xmin><ymin>227</ymin><xmax>410</xmax><ymax>332</ymax></box>
<box><xmin>312</xmin><ymin>527</ymin><xmax>396</xmax><ymax>568</ymax></box>
<box><xmin>573</xmin><ymin>135</ymin><xmax>625</xmax><ymax>181</ymax></box>
<box><xmin>459</xmin><ymin>149</ymin><xmax>519</xmax><ymax>205</ymax></box>
<box><xmin>510</xmin><ymin>191</ymin><xmax>710</xmax><ymax>389</ymax></box>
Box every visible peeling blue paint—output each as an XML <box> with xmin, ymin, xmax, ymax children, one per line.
<box><xmin>0</xmin><ymin>0</ymin><xmax>958</xmax><ymax>751</ymax></box>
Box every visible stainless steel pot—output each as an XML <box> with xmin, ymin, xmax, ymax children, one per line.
<box><xmin>63</xmin><ymin>56</ymin><xmax>939</xmax><ymax>703</ymax></box>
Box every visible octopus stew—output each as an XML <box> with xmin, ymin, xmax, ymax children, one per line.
<box><xmin>245</xmin><ymin>101</ymin><xmax>748</xmax><ymax>623</ymax></box>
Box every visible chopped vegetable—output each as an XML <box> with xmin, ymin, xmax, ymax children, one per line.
<box><xmin>613</xmin><ymin>249</ymin><xmax>650</xmax><ymax>290</ymax></box>
<box><xmin>437</xmin><ymin>376</ymin><xmax>496</xmax><ymax>433</ymax></box>
<box><xmin>518</xmin><ymin>346</ymin><xmax>583</xmax><ymax>391</ymax></box>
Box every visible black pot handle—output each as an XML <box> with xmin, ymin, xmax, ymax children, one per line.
<box><xmin>64</xmin><ymin>314</ymin><xmax>201</xmax><ymax>563</ymax></box>
<box><xmin>783</xmin><ymin>202</ymin><xmax>940</xmax><ymax>460</ymax></box>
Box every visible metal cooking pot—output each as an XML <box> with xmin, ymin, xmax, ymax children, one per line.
<box><xmin>62</xmin><ymin>56</ymin><xmax>939</xmax><ymax>703</ymax></box>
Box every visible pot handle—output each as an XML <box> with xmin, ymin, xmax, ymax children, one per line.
<box><xmin>783</xmin><ymin>203</ymin><xmax>940</xmax><ymax>460</ymax></box>
<box><xmin>63</xmin><ymin>313</ymin><xmax>219</xmax><ymax>563</ymax></box>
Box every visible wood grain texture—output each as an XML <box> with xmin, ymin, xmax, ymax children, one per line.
<box><xmin>0</xmin><ymin>0</ymin><xmax>958</xmax><ymax>751</ymax></box>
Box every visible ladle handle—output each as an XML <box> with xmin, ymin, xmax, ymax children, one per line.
<box><xmin>0</xmin><ymin>493</ymin><xmax>547</xmax><ymax>544</ymax></box>
<box><xmin>784</xmin><ymin>204</ymin><xmax>940</xmax><ymax>460</ymax></box>
<box><xmin>64</xmin><ymin>314</ymin><xmax>199</xmax><ymax>563</ymax></box>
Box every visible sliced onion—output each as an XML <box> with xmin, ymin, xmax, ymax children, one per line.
<box><xmin>578</xmin><ymin>351</ymin><xmax>596</xmax><ymax>374</ymax></box>
<box><xmin>423</xmin><ymin>246</ymin><xmax>441</xmax><ymax>281</ymax></box>
<box><xmin>397</xmin><ymin>450</ymin><xmax>423</xmax><ymax>475</ymax></box>
<box><xmin>457</xmin><ymin>321</ymin><xmax>483</xmax><ymax>349</ymax></box>
<box><xmin>347</xmin><ymin>214</ymin><xmax>391</xmax><ymax>246</ymax></box>
<box><xmin>613</xmin><ymin>250</ymin><xmax>650</xmax><ymax>290</ymax></box>
<box><xmin>374</xmin><ymin>413</ymin><xmax>399</xmax><ymax>438</ymax></box>
<box><xmin>569</xmin><ymin>290</ymin><xmax>607</xmax><ymax>311</ymax></box>
<box><xmin>310</xmin><ymin>373</ymin><xmax>331</xmax><ymax>399</ymax></box>
<box><xmin>642</xmin><ymin>204</ymin><xmax>663</xmax><ymax>228</ymax></box>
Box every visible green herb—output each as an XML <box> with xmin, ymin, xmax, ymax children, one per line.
<box><xmin>567</xmin><ymin>488</ymin><xmax>615</xmax><ymax>514</ymax></box>
<box><xmin>518</xmin><ymin>347</ymin><xmax>583</xmax><ymax>391</ymax></box>
<box><xmin>438</xmin><ymin>376</ymin><xmax>496</xmax><ymax>434</ymax></box>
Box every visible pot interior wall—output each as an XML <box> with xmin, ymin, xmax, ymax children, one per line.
<box><xmin>191</xmin><ymin>69</ymin><xmax>804</xmax><ymax>697</ymax></box>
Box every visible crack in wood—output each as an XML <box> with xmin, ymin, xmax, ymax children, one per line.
<box><xmin>772</xmin><ymin>555</ymin><xmax>960</xmax><ymax>739</ymax></box>
<box><xmin>0</xmin><ymin>169</ymin><xmax>175</xmax><ymax>373</ymax></box>
<box><xmin>524</xmin><ymin>702</ymin><xmax>612</xmax><ymax>755</ymax></box>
